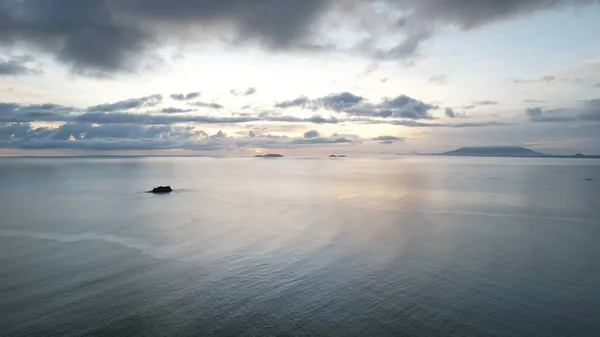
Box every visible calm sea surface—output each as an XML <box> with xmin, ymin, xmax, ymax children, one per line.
<box><xmin>1</xmin><ymin>156</ymin><xmax>599</xmax><ymax>336</ymax></box>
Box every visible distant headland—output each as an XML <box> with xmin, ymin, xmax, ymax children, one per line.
<box><xmin>429</xmin><ymin>146</ymin><xmax>600</xmax><ymax>159</ymax></box>
<box><xmin>255</xmin><ymin>154</ymin><xmax>284</xmax><ymax>158</ymax></box>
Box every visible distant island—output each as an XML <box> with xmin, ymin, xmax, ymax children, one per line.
<box><xmin>255</xmin><ymin>154</ymin><xmax>284</xmax><ymax>158</ymax></box>
<box><xmin>431</xmin><ymin>146</ymin><xmax>600</xmax><ymax>158</ymax></box>
<box><xmin>329</xmin><ymin>154</ymin><xmax>347</xmax><ymax>158</ymax></box>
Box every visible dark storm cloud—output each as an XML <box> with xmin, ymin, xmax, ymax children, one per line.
<box><xmin>88</xmin><ymin>94</ymin><xmax>163</xmax><ymax>112</ymax></box>
<box><xmin>170</xmin><ymin>92</ymin><xmax>201</xmax><ymax>101</ymax></box>
<box><xmin>303</xmin><ymin>130</ymin><xmax>320</xmax><ymax>138</ymax></box>
<box><xmin>187</xmin><ymin>102</ymin><xmax>224</xmax><ymax>109</ymax></box>
<box><xmin>472</xmin><ymin>100</ymin><xmax>499</xmax><ymax>106</ymax></box>
<box><xmin>2</xmin><ymin>0</ymin><xmax>593</xmax><ymax>75</ymax></box>
<box><xmin>0</xmin><ymin>0</ymin><xmax>330</xmax><ymax>75</ymax></box>
<box><xmin>0</xmin><ymin>55</ymin><xmax>42</xmax><ymax>76</ymax></box>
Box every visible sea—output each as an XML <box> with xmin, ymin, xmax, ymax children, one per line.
<box><xmin>0</xmin><ymin>156</ymin><xmax>599</xmax><ymax>336</ymax></box>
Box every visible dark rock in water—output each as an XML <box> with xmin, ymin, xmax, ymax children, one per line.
<box><xmin>255</xmin><ymin>154</ymin><xmax>284</xmax><ymax>158</ymax></box>
<box><xmin>150</xmin><ymin>186</ymin><xmax>173</xmax><ymax>194</ymax></box>
<box><xmin>585</xmin><ymin>178</ymin><xmax>594</xmax><ymax>181</ymax></box>
<box><xmin>329</xmin><ymin>154</ymin><xmax>347</xmax><ymax>158</ymax></box>
<box><xmin>329</xmin><ymin>154</ymin><xmax>337</xmax><ymax>158</ymax></box>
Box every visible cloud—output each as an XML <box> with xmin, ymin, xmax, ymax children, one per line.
<box><xmin>344</xmin><ymin>94</ymin><xmax>437</xmax><ymax>119</ymax></box>
<box><xmin>581</xmin><ymin>98</ymin><xmax>600</xmax><ymax>121</ymax></box>
<box><xmin>525</xmin><ymin>100</ymin><xmax>600</xmax><ymax>123</ymax></box>
<box><xmin>88</xmin><ymin>94</ymin><xmax>163</xmax><ymax>112</ymax></box>
<box><xmin>445</xmin><ymin>107</ymin><xmax>455</xmax><ymax>118</ymax></box>
<box><xmin>429</xmin><ymin>75</ymin><xmax>447</xmax><ymax>84</ymax></box>
<box><xmin>275</xmin><ymin>92</ymin><xmax>364</xmax><ymax>111</ymax></box>
<box><xmin>303</xmin><ymin>130</ymin><xmax>320</xmax><ymax>138</ymax></box>
<box><xmin>187</xmin><ymin>102</ymin><xmax>224</xmax><ymax>109</ymax></box>
<box><xmin>358</xmin><ymin>118</ymin><xmax>508</xmax><ymax>128</ymax></box>
<box><xmin>291</xmin><ymin>137</ymin><xmax>353</xmax><ymax>145</ymax></box>
<box><xmin>373</xmin><ymin>30</ymin><xmax>433</xmax><ymax>61</ymax></box>
<box><xmin>0</xmin><ymin>100</ymin><xmax>345</xmax><ymax>126</ymax></box>
<box><xmin>372</xmin><ymin>135</ymin><xmax>402</xmax><ymax>141</ymax></box>
<box><xmin>0</xmin><ymin>55</ymin><xmax>42</xmax><ymax>76</ymax></box>
<box><xmin>0</xmin><ymin>102</ymin><xmax>77</xmax><ymax>123</ymax></box>
<box><xmin>525</xmin><ymin>99</ymin><xmax>546</xmax><ymax>103</ymax></box>
<box><xmin>0</xmin><ymin>0</ymin><xmax>331</xmax><ymax>76</ymax></box>
<box><xmin>275</xmin><ymin>96</ymin><xmax>310</xmax><ymax>108</ymax></box>
<box><xmin>472</xmin><ymin>100</ymin><xmax>499</xmax><ymax>106</ymax></box>
<box><xmin>320</xmin><ymin>92</ymin><xmax>365</xmax><ymax>111</ymax></box>
<box><xmin>461</xmin><ymin>105</ymin><xmax>476</xmax><ymax>110</ymax></box>
<box><xmin>514</xmin><ymin>75</ymin><xmax>556</xmax><ymax>84</ymax></box>
<box><xmin>231</xmin><ymin>87</ymin><xmax>257</xmax><ymax>96</ymax></box>
<box><xmin>276</xmin><ymin>92</ymin><xmax>436</xmax><ymax>119</ymax></box>
<box><xmin>362</xmin><ymin>0</ymin><xmax>598</xmax><ymax>61</ymax></box>
<box><xmin>170</xmin><ymin>92</ymin><xmax>201</xmax><ymax>101</ymax></box>
<box><xmin>2</xmin><ymin>0</ymin><xmax>594</xmax><ymax>75</ymax></box>
<box><xmin>265</xmin><ymin>115</ymin><xmax>340</xmax><ymax>124</ymax></box>
<box><xmin>594</xmin><ymin>83</ymin><xmax>600</xmax><ymax>88</ymax></box>
<box><xmin>160</xmin><ymin>107</ymin><xmax>194</xmax><ymax>113</ymax></box>
<box><xmin>514</xmin><ymin>75</ymin><xmax>587</xmax><ymax>84</ymax></box>
<box><xmin>0</xmin><ymin>122</ymin><xmax>357</xmax><ymax>151</ymax></box>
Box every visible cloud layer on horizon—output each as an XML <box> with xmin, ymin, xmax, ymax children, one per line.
<box><xmin>0</xmin><ymin>89</ymin><xmax>598</xmax><ymax>152</ymax></box>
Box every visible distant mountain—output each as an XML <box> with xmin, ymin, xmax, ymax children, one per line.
<box><xmin>442</xmin><ymin>146</ymin><xmax>545</xmax><ymax>157</ymax></box>
<box><xmin>255</xmin><ymin>153</ymin><xmax>284</xmax><ymax>158</ymax></box>
<box><xmin>434</xmin><ymin>146</ymin><xmax>599</xmax><ymax>158</ymax></box>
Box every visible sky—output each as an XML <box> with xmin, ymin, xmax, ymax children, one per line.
<box><xmin>1</xmin><ymin>0</ymin><xmax>600</xmax><ymax>156</ymax></box>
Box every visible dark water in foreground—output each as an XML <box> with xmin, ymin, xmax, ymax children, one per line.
<box><xmin>1</xmin><ymin>156</ymin><xmax>599</xmax><ymax>336</ymax></box>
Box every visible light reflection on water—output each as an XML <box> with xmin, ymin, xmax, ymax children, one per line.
<box><xmin>0</xmin><ymin>156</ymin><xmax>599</xmax><ymax>336</ymax></box>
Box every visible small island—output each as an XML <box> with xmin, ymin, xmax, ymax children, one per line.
<box><xmin>255</xmin><ymin>154</ymin><xmax>284</xmax><ymax>158</ymax></box>
<box><xmin>149</xmin><ymin>186</ymin><xmax>173</xmax><ymax>194</ymax></box>
<box><xmin>329</xmin><ymin>154</ymin><xmax>347</xmax><ymax>158</ymax></box>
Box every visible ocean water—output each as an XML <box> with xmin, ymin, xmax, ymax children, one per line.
<box><xmin>0</xmin><ymin>156</ymin><xmax>599</xmax><ymax>336</ymax></box>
